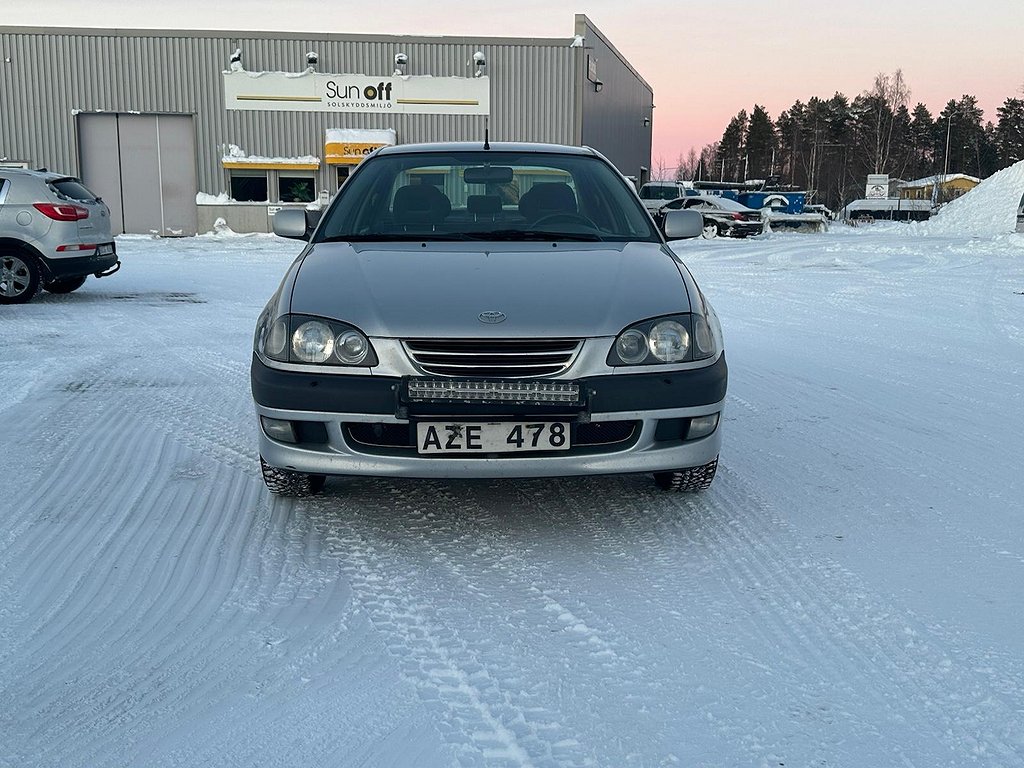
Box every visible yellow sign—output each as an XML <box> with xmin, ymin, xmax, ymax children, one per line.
<box><xmin>326</xmin><ymin>142</ymin><xmax>388</xmax><ymax>165</ymax></box>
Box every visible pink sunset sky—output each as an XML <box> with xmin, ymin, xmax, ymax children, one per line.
<box><xmin>6</xmin><ymin>0</ymin><xmax>1023</xmax><ymax>166</ymax></box>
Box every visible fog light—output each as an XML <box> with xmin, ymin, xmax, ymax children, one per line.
<box><xmin>687</xmin><ymin>413</ymin><xmax>719</xmax><ymax>440</ymax></box>
<box><xmin>261</xmin><ymin>416</ymin><xmax>297</xmax><ymax>443</ymax></box>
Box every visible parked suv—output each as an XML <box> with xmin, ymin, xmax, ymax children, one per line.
<box><xmin>0</xmin><ymin>168</ymin><xmax>119</xmax><ymax>304</ymax></box>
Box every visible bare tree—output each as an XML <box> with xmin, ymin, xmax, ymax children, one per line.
<box><xmin>651</xmin><ymin>155</ymin><xmax>671</xmax><ymax>181</ymax></box>
<box><xmin>674</xmin><ymin>148</ymin><xmax>700</xmax><ymax>181</ymax></box>
<box><xmin>859</xmin><ymin>69</ymin><xmax>911</xmax><ymax>173</ymax></box>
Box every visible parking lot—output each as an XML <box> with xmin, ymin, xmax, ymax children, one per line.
<box><xmin>2</xmin><ymin>227</ymin><xmax>1023</xmax><ymax>767</ymax></box>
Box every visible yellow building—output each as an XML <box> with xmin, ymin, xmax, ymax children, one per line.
<box><xmin>899</xmin><ymin>174</ymin><xmax>980</xmax><ymax>201</ymax></box>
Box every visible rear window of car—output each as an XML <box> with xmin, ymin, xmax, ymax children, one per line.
<box><xmin>50</xmin><ymin>178</ymin><xmax>98</xmax><ymax>201</ymax></box>
<box><xmin>316</xmin><ymin>150</ymin><xmax>662</xmax><ymax>244</ymax></box>
<box><xmin>639</xmin><ymin>184</ymin><xmax>682</xmax><ymax>201</ymax></box>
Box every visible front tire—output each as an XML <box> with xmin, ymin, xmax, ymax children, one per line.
<box><xmin>0</xmin><ymin>252</ymin><xmax>41</xmax><ymax>304</ymax></box>
<box><xmin>654</xmin><ymin>457</ymin><xmax>718</xmax><ymax>492</ymax></box>
<box><xmin>44</xmin><ymin>275</ymin><xmax>88</xmax><ymax>294</ymax></box>
<box><xmin>260</xmin><ymin>456</ymin><xmax>326</xmax><ymax>497</ymax></box>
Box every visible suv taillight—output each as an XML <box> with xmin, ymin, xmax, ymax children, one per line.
<box><xmin>33</xmin><ymin>203</ymin><xmax>89</xmax><ymax>221</ymax></box>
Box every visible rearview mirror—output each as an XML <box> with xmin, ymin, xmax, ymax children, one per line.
<box><xmin>463</xmin><ymin>166</ymin><xmax>514</xmax><ymax>185</ymax></box>
<box><xmin>662</xmin><ymin>209</ymin><xmax>704</xmax><ymax>240</ymax></box>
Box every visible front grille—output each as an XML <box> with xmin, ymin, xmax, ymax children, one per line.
<box><xmin>404</xmin><ymin>338</ymin><xmax>582</xmax><ymax>378</ymax></box>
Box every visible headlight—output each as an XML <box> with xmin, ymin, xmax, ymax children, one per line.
<box><xmin>335</xmin><ymin>330</ymin><xmax>370</xmax><ymax>364</ymax></box>
<box><xmin>649</xmin><ymin>320</ymin><xmax>689</xmax><ymax>362</ymax></box>
<box><xmin>615</xmin><ymin>329</ymin><xmax>649</xmax><ymax>364</ymax></box>
<box><xmin>257</xmin><ymin>314</ymin><xmax>378</xmax><ymax>367</ymax></box>
<box><xmin>292</xmin><ymin>321</ymin><xmax>335</xmax><ymax>363</ymax></box>
<box><xmin>608</xmin><ymin>313</ymin><xmax>717</xmax><ymax>366</ymax></box>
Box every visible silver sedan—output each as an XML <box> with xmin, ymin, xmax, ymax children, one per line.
<box><xmin>252</xmin><ymin>143</ymin><xmax>727</xmax><ymax>496</ymax></box>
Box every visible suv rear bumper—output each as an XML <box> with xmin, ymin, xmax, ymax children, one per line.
<box><xmin>40</xmin><ymin>243</ymin><xmax>118</xmax><ymax>280</ymax></box>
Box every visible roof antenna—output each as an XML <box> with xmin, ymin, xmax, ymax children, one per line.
<box><xmin>484</xmin><ymin>115</ymin><xmax>490</xmax><ymax>150</ymax></box>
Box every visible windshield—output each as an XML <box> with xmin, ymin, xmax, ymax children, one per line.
<box><xmin>316</xmin><ymin>150</ymin><xmax>661</xmax><ymax>243</ymax></box>
<box><xmin>639</xmin><ymin>184</ymin><xmax>682</xmax><ymax>201</ymax></box>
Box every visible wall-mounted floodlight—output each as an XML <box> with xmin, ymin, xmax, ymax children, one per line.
<box><xmin>594</xmin><ymin>79</ymin><xmax>603</xmax><ymax>93</ymax></box>
<box><xmin>393</xmin><ymin>52</ymin><xmax>408</xmax><ymax>76</ymax></box>
<box><xmin>229</xmin><ymin>48</ymin><xmax>243</xmax><ymax>72</ymax></box>
<box><xmin>472</xmin><ymin>51</ymin><xmax>487</xmax><ymax>78</ymax></box>
<box><xmin>306</xmin><ymin>51</ymin><xmax>318</xmax><ymax>70</ymax></box>
<box><xmin>642</xmin><ymin>117</ymin><xmax>651</xmax><ymax>127</ymax></box>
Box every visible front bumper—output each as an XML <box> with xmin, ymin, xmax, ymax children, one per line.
<box><xmin>251</xmin><ymin>354</ymin><xmax>727</xmax><ymax>479</ymax></box>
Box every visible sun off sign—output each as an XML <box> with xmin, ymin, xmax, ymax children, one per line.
<box><xmin>224</xmin><ymin>71</ymin><xmax>489</xmax><ymax>115</ymax></box>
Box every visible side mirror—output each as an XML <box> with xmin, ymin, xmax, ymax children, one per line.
<box><xmin>662</xmin><ymin>209</ymin><xmax>703</xmax><ymax>240</ymax></box>
<box><xmin>273</xmin><ymin>208</ymin><xmax>312</xmax><ymax>240</ymax></box>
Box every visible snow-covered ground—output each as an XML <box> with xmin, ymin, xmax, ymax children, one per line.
<box><xmin>1</xmin><ymin>223</ymin><xmax>1023</xmax><ymax>767</ymax></box>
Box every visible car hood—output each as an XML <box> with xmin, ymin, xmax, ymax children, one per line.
<box><xmin>289</xmin><ymin>241</ymin><xmax>692</xmax><ymax>338</ymax></box>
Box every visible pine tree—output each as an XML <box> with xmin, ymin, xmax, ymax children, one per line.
<box><xmin>745</xmin><ymin>105</ymin><xmax>777</xmax><ymax>180</ymax></box>
<box><xmin>718</xmin><ymin>110</ymin><xmax>748</xmax><ymax>181</ymax></box>
<box><xmin>995</xmin><ymin>97</ymin><xmax>1024</xmax><ymax>167</ymax></box>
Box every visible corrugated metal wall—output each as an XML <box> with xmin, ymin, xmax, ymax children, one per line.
<box><xmin>0</xmin><ymin>28</ymin><xmax>581</xmax><ymax>194</ymax></box>
<box><xmin>575</xmin><ymin>16</ymin><xmax>655</xmax><ymax>182</ymax></box>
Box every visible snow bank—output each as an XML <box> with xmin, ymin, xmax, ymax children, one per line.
<box><xmin>196</xmin><ymin>191</ymin><xmax>231</xmax><ymax>205</ymax></box>
<box><xmin>222</xmin><ymin>143</ymin><xmax>319</xmax><ymax>166</ymax></box>
<box><xmin>924</xmin><ymin>159</ymin><xmax>1024</xmax><ymax>236</ymax></box>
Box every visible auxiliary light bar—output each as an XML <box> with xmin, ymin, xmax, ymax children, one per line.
<box><xmin>407</xmin><ymin>379</ymin><xmax>581</xmax><ymax>404</ymax></box>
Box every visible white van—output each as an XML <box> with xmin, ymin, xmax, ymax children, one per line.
<box><xmin>637</xmin><ymin>181</ymin><xmax>688</xmax><ymax>213</ymax></box>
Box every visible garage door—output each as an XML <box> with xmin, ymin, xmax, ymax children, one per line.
<box><xmin>78</xmin><ymin>113</ymin><xmax>198</xmax><ymax>236</ymax></box>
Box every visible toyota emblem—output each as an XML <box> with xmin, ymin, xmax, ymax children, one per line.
<box><xmin>478</xmin><ymin>311</ymin><xmax>506</xmax><ymax>324</ymax></box>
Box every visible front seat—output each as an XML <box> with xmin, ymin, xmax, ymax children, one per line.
<box><xmin>392</xmin><ymin>184</ymin><xmax>452</xmax><ymax>226</ymax></box>
<box><xmin>518</xmin><ymin>182</ymin><xmax>578</xmax><ymax>223</ymax></box>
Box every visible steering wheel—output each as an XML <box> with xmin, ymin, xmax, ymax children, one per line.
<box><xmin>530</xmin><ymin>212</ymin><xmax>600</xmax><ymax>229</ymax></box>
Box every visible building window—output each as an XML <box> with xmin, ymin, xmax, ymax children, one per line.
<box><xmin>279</xmin><ymin>173</ymin><xmax>316</xmax><ymax>203</ymax></box>
<box><xmin>230</xmin><ymin>169</ymin><xmax>268</xmax><ymax>202</ymax></box>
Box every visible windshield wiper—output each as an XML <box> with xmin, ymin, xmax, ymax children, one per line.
<box><xmin>461</xmin><ymin>229</ymin><xmax>603</xmax><ymax>242</ymax></box>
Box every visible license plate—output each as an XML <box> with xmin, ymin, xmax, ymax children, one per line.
<box><xmin>416</xmin><ymin>421</ymin><xmax>570</xmax><ymax>454</ymax></box>
<box><xmin>97</xmin><ymin>244</ymin><xmax>114</xmax><ymax>256</ymax></box>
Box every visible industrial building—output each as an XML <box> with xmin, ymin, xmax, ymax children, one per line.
<box><xmin>0</xmin><ymin>15</ymin><xmax>654</xmax><ymax>234</ymax></box>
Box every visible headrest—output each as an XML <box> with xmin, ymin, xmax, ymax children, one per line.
<box><xmin>518</xmin><ymin>182</ymin><xmax>578</xmax><ymax>221</ymax></box>
<box><xmin>392</xmin><ymin>184</ymin><xmax>451</xmax><ymax>224</ymax></box>
<box><xmin>467</xmin><ymin>195</ymin><xmax>503</xmax><ymax>215</ymax></box>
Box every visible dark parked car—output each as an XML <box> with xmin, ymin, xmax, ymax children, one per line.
<box><xmin>0</xmin><ymin>168</ymin><xmax>119</xmax><ymax>303</ymax></box>
<box><xmin>660</xmin><ymin>194</ymin><xmax>764</xmax><ymax>238</ymax></box>
<box><xmin>252</xmin><ymin>142</ymin><xmax>727</xmax><ymax>496</ymax></box>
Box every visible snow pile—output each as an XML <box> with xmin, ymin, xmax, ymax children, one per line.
<box><xmin>925</xmin><ymin>159</ymin><xmax>1024</xmax><ymax>236</ymax></box>
<box><xmin>196</xmin><ymin>191</ymin><xmax>231</xmax><ymax>205</ymax></box>
<box><xmin>221</xmin><ymin>144</ymin><xmax>319</xmax><ymax>166</ymax></box>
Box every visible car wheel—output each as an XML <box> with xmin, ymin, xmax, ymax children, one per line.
<box><xmin>653</xmin><ymin>457</ymin><xmax>718</xmax><ymax>492</ymax></box>
<box><xmin>700</xmin><ymin>221</ymin><xmax>719</xmax><ymax>239</ymax></box>
<box><xmin>0</xmin><ymin>252</ymin><xmax>41</xmax><ymax>304</ymax></box>
<box><xmin>260</xmin><ymin>456</ymin><xmax>327</xmax><ymax>497</ymax></box>
<box><xmin>44</xmin><ymin>276</ymin><xmax>88</xmax><ymax>294</ymax></box>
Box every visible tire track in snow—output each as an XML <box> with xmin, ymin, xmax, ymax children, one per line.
<box><xmin>301</xmin><ymin>481</ymin><xmax>593</xmax><ymax>768</ymax></box>
<box><xmin>664</xmin><ymin>463</ymin><xmax>1024</xmax><ymax>766</ymax></box>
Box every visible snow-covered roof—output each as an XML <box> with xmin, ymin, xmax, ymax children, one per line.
<box><xmin>899</xmin><ymin>173</ymin><xmax>981</xmax><ymax>188</ymax></box>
